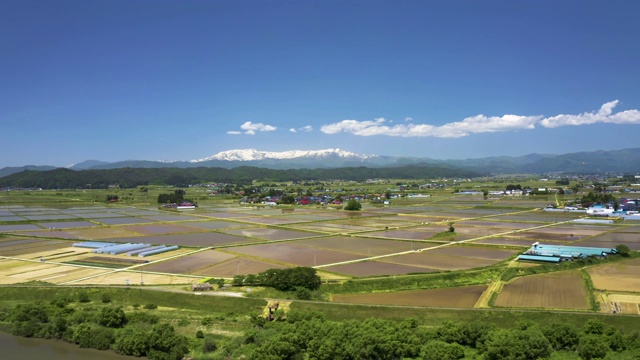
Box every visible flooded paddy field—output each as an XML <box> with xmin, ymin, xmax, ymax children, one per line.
<box><xmin>576</xmin><ymin>231</ymin><xmax>640</xmax><ymax>250</ymax></box>
<box><xmin>221</xmin><ymin>227</ymin><xmax>323</xmax><ymax>241</ymax></box>
<box><xmin>324</xmin><ymin>261</ymin><xmax>435</xmax><ymax>277</ymax></box>
<box><xmin>365</xmin><ymin>227</ymin><xmax>445</xmax><ymax>240</ymax></box>
<box><xmin>456</xmin><ymin>220</ymin><xmax>538</xmax><ymax>229</ymax></box>
<box><xmin>141</xmin><ymin>214</ymin><xmax>204</xmax><ymax>222</ymax></box>
<box><xmin>0</xmin><ymin>216</ymin><xmax>28</xmax><ymax>222</ymax></box>
<box><xmin>494</xmin><ymin>271</ymin><xmax>589</xmax><ymax>309</ymax></box>
<box><xmin>101</xmin><ymin>232</ymin><xmax>256</xmax><ymax>247</ymax></box>
<box><xmin>491</xmin><ymin>212</ymin><xmax>583</xmax><ymax>223</ymax></box>
<box><xmin>94</xmin><ymin>217</ymin><xmax>156</xmax><ymax>225</ymax></box>
<box><xmin>122</xmin><ymin>223</ymin><xmax>207</xmax><ymax>235</ymax></box>
<box><xmin>37</xmin><ymin>221</ymin><xmax>98</xmax><ymax>229</ymax></box>
<box><xmin>232</xmin><ymin>216</ymin><xmax>307</xmax><ymax>225</ymax></box>
<box><xmin>0</xmin><ymin>224</ymin><xmax>43</xmax><ymax>232</ymax></box>
<box><xmin>182</xmin><ymin>220</ymin><xmax>252</xmax><ymax>230</ymax></box>
<box><xmin>61</xmin><ymin>227</ymin><xmax>143</xmax><ymax>240</ymax></box>
<box><xmin>199</xmin><ymin>212</ymin><xmax>255</xmax><ymax>219</ymax></box>
<box><xmin>472</xmin><ymin>237</ymin><xmax>541</xmax><ymax>247</ymax></box>
<box><xmin>333</xmin><ymin>285</ymin><xmax>487</xmax><ymax>308</ymax></box>
<box><xmin>291</xmin><ymin>223</ymin><xmax>375</xmax><ymax>233</ymax></box>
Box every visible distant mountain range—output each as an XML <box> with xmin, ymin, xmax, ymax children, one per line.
<box><xmin>2</xmin><ymin>148</ymin><xmax>640</xmax><ymax>178</ymax></box>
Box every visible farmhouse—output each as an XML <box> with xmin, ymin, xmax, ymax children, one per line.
<box><xmin>518</xmin><ymin>243</ymin><xmax>618</xmax><ymax>263</ymax></box>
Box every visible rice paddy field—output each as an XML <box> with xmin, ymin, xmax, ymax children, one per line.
<box><xmin>0</xmin><ymin>191</ymin><xmax>638</xmax><ymax>313</ymax></box>
<box><xmin>494</xmin><ymin>271</ymin><xmax>590</xmax><ymax>309</ymax></box>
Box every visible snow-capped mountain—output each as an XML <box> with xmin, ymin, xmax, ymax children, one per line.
<box><xmin>190</xmin><ymin>148</ymin><xmax>377</xmax><ymax>162</ymax></box>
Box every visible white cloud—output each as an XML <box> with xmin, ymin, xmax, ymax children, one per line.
<box><xmin>229</xmin><ymin>121</ymin><xmax>277</xmax><ymax>135</ymax></box>
<box><xmin>320</xmin><ymin>115</ymin><xmax>540</xmax><ymax>138</ymax></box>
<box><xmin>405</xmin><ymin>117</ymin><xmax>413</xmax><ymax>122</ymax></box>
<box><xmin>289</xmin><ymin>125</ymin><xmax>313</xmax><ymax>133</ymax></box>
<box><xmin>540</xmin><ymin>100</ymin><xmax>640</xmax><ymax>128</ymax></box>
<box><xmin>320</xmin><ymin>101</ymin><xmax>640</xmax><ymax>138</ymax></box>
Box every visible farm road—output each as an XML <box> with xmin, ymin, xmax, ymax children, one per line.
<box><xmin>313</xmin><ymin>214</ymin><xmax>582</xmax><ymax>269</ymax></box>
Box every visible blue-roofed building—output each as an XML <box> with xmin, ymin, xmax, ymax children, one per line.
<box><xmin>518</xmin><ymin>243</ymin><xmax>618</xmax><ymax>263</ymax></box>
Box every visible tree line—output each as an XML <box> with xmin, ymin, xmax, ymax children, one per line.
<box><xmin>0</xmin><ymin>164</ymin><xmax>480</xmax><ymax>189</ymax></box>
<box><xmin>5</xmin><ymin>294</ymin><xmax>188</xmax><ymax>360</ymax></box>
<box><xmin>242</xmin><ymin>311</ymin><xmax>638</xmax><ymax>360</ymax></box>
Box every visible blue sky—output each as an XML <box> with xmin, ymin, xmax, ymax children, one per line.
<box><xmin>2</xmin><ymin>0</ymin><xmax>639</xmax><ymax>167</ymax></box>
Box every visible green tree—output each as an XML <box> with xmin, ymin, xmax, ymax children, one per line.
<box><xmin>98</xmin><ymin>307</ymin><xmax>127</xmax><ymax>328</ymax></box>
<box><xmin>542</xmin><ymin>323</ymin><xmax>580</xmax><ymax>351</ymax></box>
<box><xmin>344</xmin><ymin>198</ymin><xmax>362</xmax><ymax>211</ymax></box>
<box><xmin>577</xmin><ymin>334</ymin><xmax>610</xmax><ymax>360</ymax></box>
<box><xmin>420</xmin><ymin>340</ymin><xmax>465</xmax><ymax>360</ymax></box>
<box><xmin>115</xmin><ymin>327</ymin><xmax>150</xmax><ymax>357</ymax></box>
<box><xmin>484</xmin><ymin>328</ymin><xmax>552</xmax><ymax>360</ymax></box>
<box><xmin>615</xmin><ymin>244</ymin><xmax>631</xmax><ymax>257</ymax></box>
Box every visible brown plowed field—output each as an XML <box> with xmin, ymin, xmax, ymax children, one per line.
<box><xmin>193</xmin><ymin>257</ymin><xmax>289</xmax><ymax>277</ymax></box>
<box><xmin>333</xmin><ymin>285</ymin><xmax>487</xmax><ymax>308</ymax></box>
<box><xmin>494</xmin><ymin>271</ymin><xmax>589</xmax><ymax>309</ymax></box>
<box><xmin>587</xmin><ymin>258</ymin><xmax>640</xmax><ymax>292</ymax></box>
<box><xmin>293</xmin><ymin>237</ymin><xmax>426</xmax><ymax>256</ymax></box>
<box><xmin>228</xmin><ymin>243</ymin><xmax>365</xmax><ymax>266</ymax></box>
<box><xmin>324</xmin><ymin>261</ymin><xmax>436</xmax><ymax>277</ymax></box>
<box><xmin>222</xmin><ymin>228</ymin><xmax>320</xmax><ymax>240</ymax></box>
<box><xmin>141</xmin><ymin>250</ymin><xmax>236</xmax><ymax>274</ymax></box>
<box><xmin>381</xmin><ymin>252</ymin><xmax>496</xmax><ymax>270</ymax></box>
<box><xmin>429</xmin><ymin>246</ymin><xmax>518</xmax><ymax>260</ymax></box>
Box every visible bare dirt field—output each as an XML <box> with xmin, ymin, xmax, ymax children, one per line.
<box><xmin>222</xmin><ymin>228</ymin><xmax>321</xmax><ymax>240</ymax></box>
<box><xmin>429</xmin><ymin>246</ymin><xmax>518</xmax><ymax>261</ymax></box>
<box><xmin>0</xmin><ymin>241</ymin><xmax>70</xmax><ymax>257</ymax></box>
<box><xmin>293</xmin><ymin>237</ymin><xmax>423</xmax><ymax>256</ymax></box>
<box><xmin>324</xmin><ymin>260</ymin><xmax>436</xmax><ymax>277</ymax></box>
<box><xmin>193</xmin><ymin>257</ymin><xmax>289</xmax><ymax>277</ymax></box>
<box><xmin>494</xmin><ymin>271</ymin><xmax>589</xmax><ymax>309</ymax></box>
<box><xmin>473</xmin><ymin>237</ymin><xmax>539</xmax><ymax>247</ymax></box>
<box><xmin>587</xmin><ymin>258</ymin><xmax>640</xmax><ymax>292</ymax></box>
<box><xmin>141</xmin><ymin>250</ymin><xmax>236</xmax><ymax>274</ymax></box>
<box><xmin>381</xmin><ymin>252</ymin><xmax>497</xmax><ymax>270</ymax></box>
<box><xmin>227</xmin><ymin>243</ymin><xmax>365</xmax><ymax>267</ymax></box>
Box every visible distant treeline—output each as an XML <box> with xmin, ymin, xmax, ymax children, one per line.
<box><xmin>0</xmin><ymin>165</ymin><xmax>480</xmax><ymax>189</ymax></box>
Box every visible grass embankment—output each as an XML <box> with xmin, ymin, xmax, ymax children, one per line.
<box><xmin>1</xmin><ymin>286</ymin><xmax>638</xmax><ymax>334</ymax></box>
<box><xmin>321</xmin><ymin>267</ymin><xmax>504</xmax><ymax>295</ymax></box>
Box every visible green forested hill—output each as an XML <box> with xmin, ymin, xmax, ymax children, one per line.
<box><xmin>0</xmin><ymin>165</ymin><xmax>481</xmax><ymax>189</ymax></box>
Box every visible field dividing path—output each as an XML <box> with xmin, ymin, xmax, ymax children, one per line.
<box><xmin>313</xmin><ymin>216</ymin><xmax>582</xmax><ymax>269</ymax></box>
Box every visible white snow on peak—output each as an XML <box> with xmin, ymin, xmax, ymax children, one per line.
<box><xmin>189</xmin><ymin>148</ymin><xmax>376</xmax><ymax>162</ymax></box>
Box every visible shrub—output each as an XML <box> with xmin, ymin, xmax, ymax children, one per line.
<box><xmin>143</xmin><ymin>303</ymin><xmax>157</xmax><ymax>310</ymax></box>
